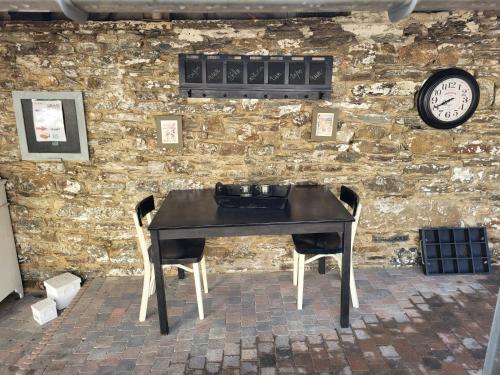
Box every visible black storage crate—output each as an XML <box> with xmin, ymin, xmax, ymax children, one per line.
<box><xmin>420</xmin><ymin>227</ymin><xmax>491</xmax><ymax>275</ymax></box>
<box><xmin>214</xmin><ymin>183</ymin><xmax>290</xmax><ymax>209</ymax></box>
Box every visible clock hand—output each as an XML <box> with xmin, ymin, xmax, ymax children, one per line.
<box><xmin>433</xmin><ymin>97</ymin><xmax>454</xmax><ymax>109</ymax></box>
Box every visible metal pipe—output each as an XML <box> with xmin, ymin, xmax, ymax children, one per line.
<box><xmin>0</xmin><ymin>0</ymin><xmax>498</xmax><ymax>21</ymax></box>
<box><xmin>388</xmin><ymin>0</ymin><xmax>419</xmax><ymax>22</ymax></box>
<box><xmin>73</xmin><ymin>0</ymin><xmax>500</xmax><ymax>13</ymax></box>
<box><xmin>55</xmin><ymin>0</ymin><xmax>88</xmax><ymax>23</ymax></box>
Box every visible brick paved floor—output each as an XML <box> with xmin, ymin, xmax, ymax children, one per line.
<box><xmin>0</xmin><ymin>292</ymin><xmax>45</xmax><ymax>374</ymax></box>
<box><xmin>0</xmin><ymin>267</ymin><xmax>498</xmax><ymax>375</ymax></box>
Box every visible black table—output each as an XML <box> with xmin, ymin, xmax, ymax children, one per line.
<box><xmin>149</xmin><ymin>185</ymin><xmax>355</xmax><ymax>334</ymax></box>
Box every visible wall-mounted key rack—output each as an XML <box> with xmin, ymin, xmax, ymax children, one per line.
<box><xmin>179</xmin><ymin>54</ymin><xmax>333</xmax><ymax>100</ymax></box>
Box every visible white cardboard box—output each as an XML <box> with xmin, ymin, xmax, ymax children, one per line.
<box><xmin>43</xmin><ymin>272</ymin><xmax>81</xmax><ymax>310</ymax></box>
<box><xmin>31</xmin><ymin>298</ymin><xmax>57</xmax><ymax>325</ymax></box>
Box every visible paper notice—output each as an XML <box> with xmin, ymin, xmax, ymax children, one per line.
<box><xmin>160</xmin><ymin>120</ymin><xmax>179</xmax><ymax>144</ymax></box>
<box><xmin>316</xmin><ymin>112</ymin><xmax>335</xmax><ymax>137</ymax></box>
<box><xmin>32</xmin><ymin>99</ymin><xmax>67</xmax><ymax>142</ymax></box>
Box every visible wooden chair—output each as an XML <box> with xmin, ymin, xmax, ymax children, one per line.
<box><xmin>133</xmin><ymin>195</ymin><xmax>208</xmax><ymax>322</ymax></box>
<box><xmin>292</xmin><ymin>186</ymin><xmax>361</xmax><ymax>310</ymax></box>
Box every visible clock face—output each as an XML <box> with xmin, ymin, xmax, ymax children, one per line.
<box><xmin>429</xmin><ymin>78</ymin><xmax>473</xmax><ymax>122</ymax></box>
<box><xmin>416</xmin><ymin>68</ymin><xmax>480</xmax><ymax>129</ymax></box>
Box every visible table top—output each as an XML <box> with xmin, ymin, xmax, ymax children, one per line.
<box><xmin>149</xmin><ymin>185</ymin><xmax>354</xmax><ymax>231</ymax></box>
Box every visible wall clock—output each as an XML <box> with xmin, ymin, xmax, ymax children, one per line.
<box><xmin>416</xmin><ymin>68</ymin><xmax>480</xmax><ymax>129</ymax></box>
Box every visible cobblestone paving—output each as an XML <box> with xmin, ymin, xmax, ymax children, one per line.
<box><xmin>0</xmin><ymin>292</ymin><xmax>46</xmax><ymax>374</ymax></box>
<box><xmin>0</xmin><ymin>267</ymin><xmax>498</xmax><ymax>374</ymax></box>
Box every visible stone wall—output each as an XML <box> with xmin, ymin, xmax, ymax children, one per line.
<box><xmin>0</xmin><ymin>11</ymin><xmax>498</xmax><ymax>281</ymax></box>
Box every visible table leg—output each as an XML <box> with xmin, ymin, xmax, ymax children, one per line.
<box><xmin>151</xmin><ymin>230</ymin><xmax>169</xmax><ymax>334</ymax></box>
<box><xmin>178</xmin><ymin>268</ymin><xmax>185</xmax><ymax>279</ymax></box>
<box><xmin>340</xmin><ymin>222</ymin><xmax>352</xmax><ymax>328</ymax></box>
<box><xmin>318</xmin><ymin>258</ymin><xmax>326</xmax><ymax>274</ymax></box>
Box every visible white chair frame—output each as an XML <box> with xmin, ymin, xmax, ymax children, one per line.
<box><xmin>292</xmin><ymin>203</ymin><xmax>362</xmax><ymax>310</ymax></box>
<box><xmin>133</xmin><ymin>211</ymin><xmax>208</xmax><ymax>322</ymax></box>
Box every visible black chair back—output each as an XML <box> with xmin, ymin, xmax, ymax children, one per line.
<box><xmin>340</xmin><ymin>186</ymin><xmax>359</xmax><ymax>218</ymax></box>
<box><xmin>135</xmin><ymin>195</ymin><xmax>155</xmax><ymax>227</ymax></box>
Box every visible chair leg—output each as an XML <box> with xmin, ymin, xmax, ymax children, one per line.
<box><xmin>293</xmin><ymin>250</ymin><xmax>298</xmax><ymax>286</ymax></box>
<box><xmin>318</xmin><ymin>258</ymin><xmax>326</xmax><ymax>274</ymax></box>
<box><xmin>178</xmin><ymin>268</ymin><xmax>185</xmax><ymax>279</ymax></box>
<box><xmin>334</xmin><ymin>255</ymin><xmax>359</xmax><ymax>308</ymax></box>
<box><xmin>297</xmin><ymin>254</ymin><xmax>305</xmax><ymax>310</ymax></box>
<box><xmin>193</xmin><ymin>263</ymin><xmax>205</xmax><ymax>320</ymax></box>
<box><xmin>139</xmin><ymin>266</ymin><xmax>152</xmax><ymax>322</ymax></box>
<box><xmin>349</xmin><ymin>260</ymin><xmax>359</xmax><ymax>308</ymax></box>
<box><xmin>149</xmin><ymin>265</ymin><xmax>156</xmax><ymax>296</ymax></box>
<box><xmin>201</xmin><ymin>256</ymin><xmax>208</xmax><ymax>293</ymax></box>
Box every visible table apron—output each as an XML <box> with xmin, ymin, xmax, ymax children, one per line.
<box><xmin>154</xmin><ymin>222</ymin><xmax>348</xmax><ymax>240</ymax></box>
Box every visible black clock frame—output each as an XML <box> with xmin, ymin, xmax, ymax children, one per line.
<box><xmin>416</xmin><ymin>68</ymin><xmax>480</xmax><ymax>129</ymax></box>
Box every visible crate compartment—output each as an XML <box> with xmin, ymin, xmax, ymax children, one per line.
<box><xmin>420</xmin><ymin>226</ymin><xmax>490</xmax><ymax>275</ymax></box>
<box><xmin>469</xmin><ymin>228</ymin><xmax>485</xmax><ymax>242</ymax></box>
<box><xmin>440</xmin><ymin>244</ymin><xmax>454</xmax><ymax>257</ymax></box>
<box><xmin>471</xmin><ymin>243</ymin><xmax>487</xmax><ymax>258</ymax></box>
<box><xmin>455</xmin><ymin>244</ymin><xmax>470</xmax><ymax>257</ymax></box>
<box><xmin>425</xmin><ymin>244</ymin><xmax>440</xmax><ymax>258</ymax></box>
<box><xmin>425</xmin><ymin>260</ymin><xmax>441</xmax><ymax>274</ymax></box>
<box><xmin>457</xmin><ymin>259</ymin><xmax>473</xmax><ymax>273</ymax></box>
<box><xmin>453</xmin><ymin>229</ymin><xmax>468</xmax><ymax>243</ymax></box>
<box><xmin>423</xmin><ymin>229</ymin><xmax>439</xmax><ymax>243</ymax></box>
<box><xmin>442</xmin><ymin>259</ymin><xmax>457</xmax><ymax>274</ymax></box>
<box><xmin>438</xmin><ymin>229</ymin><xmax>453</xmax><ymax>243</ymax></box>
<box><xmin>473</xmin><ymin>258</ymin><xmax>489</xmax><ymax>273</ymax></box>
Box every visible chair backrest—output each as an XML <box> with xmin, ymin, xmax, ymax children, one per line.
<box><xmin>133</xmin><ymin>195</ymin><xmax>155</xmax><ymax>267</ymax></box>
<box><xmin>135</xmin><ymin>195</ymin><xmax>155</xmax><ymax>227</ymax></box>
<box><xmin>340</xmin><ymin>185</ymin><xmax>359</xmax><ymax>217</ymax></box>
<box><xmin>340</xmin><ymin>186</ymin><xmax>362</xmax><ymax>251</ymax></box>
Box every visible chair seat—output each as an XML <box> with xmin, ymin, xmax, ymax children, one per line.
<box><xmin>292</xmin><ymin>233</ymin><xmax>343</xmax><ymax>255</ymax></box>
<box><xmin>148</xmin><ymin>238</ymin><xmax>205</xmax><ymax>265</ymax></box>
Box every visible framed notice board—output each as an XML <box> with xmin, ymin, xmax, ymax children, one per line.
<box><xmin>12</xmin><ymin>91</ymin><xmax>89</xmax><ymax>161</ymax></box>
<box><xmin>179</xmin><ymin>54</ymin><xmax>333</xmax><ymax>100</ymax></box>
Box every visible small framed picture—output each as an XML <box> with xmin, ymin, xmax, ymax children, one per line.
<box><xmin>154</xmin><ymin>115</ymin><xmax>183</xmax><ymax>149</ymax></box>
<box><xmin>311</xmin><ymin>107</ymin><xmax>338</xmax><ymax>141</ymax></box>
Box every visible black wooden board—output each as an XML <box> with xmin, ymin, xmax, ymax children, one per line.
<box><xmin>206</xmin><ymin>60</ymin><xmax>223</xmax><ymax>83</ymax></box>
<box><xmin>226</xmin><ymin>60</ymin><xmax>244</xmax><ymax>84</ymax></box>
<box><xmin>289</xmin><ymin>62</ymin><xmax>306</xmax><ymax>85</ymax></box>
<box><xmin>268</xmin><ymin>61</ymin><xmax>285</xmax><ymax>84</ymax></box>
<box><xmin>184</xmin><ymin>59</ymin><xmax>203</xmax><ymax>83</ymax></box>
<box><xmin>247</xmin><ymin>61</ymin><xmax>265</xmax><ymax>84</ymax></box>
<box><xmin>179</xmin><ymin>54</ymin><xmax>333</xmax><ymax>99</ymax></box>
<box><xmin>309</xmin><ymin>61</ymin><xmax>327</xmax><ymax>84</ymax></box>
